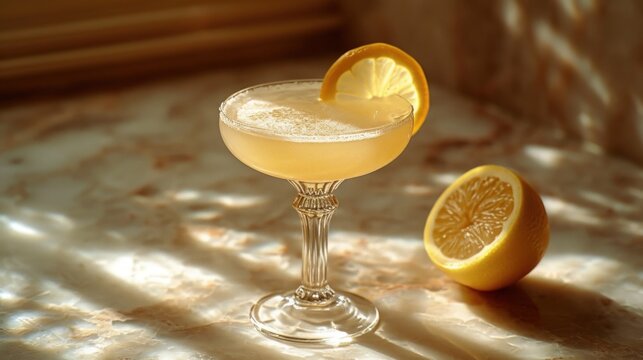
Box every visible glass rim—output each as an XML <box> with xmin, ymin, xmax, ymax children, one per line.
<box><xmin>218</xmin><ymin>79</ymin><xmax>414</xmax><ymax>143</ymax></box>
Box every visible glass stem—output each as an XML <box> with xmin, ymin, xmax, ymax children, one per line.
<box><xmin>289</xmin><ymin>180</ymin><xmax>342</xmax><ymax>306</ymax></box>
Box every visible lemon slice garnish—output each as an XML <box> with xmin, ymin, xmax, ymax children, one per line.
<box><xmin>320</xmin><ymin>43</ymin><xmax>429</xmax><ymax>135</ymax></box>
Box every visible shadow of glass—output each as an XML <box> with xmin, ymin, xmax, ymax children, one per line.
<box><xmin>357</xmin><ymin>296</ymin><xmax>515</xmax><ymax>360</ymax></box>
<box><xmin>456</xmin><ymin>277</ymin><xmax>643</xmax><ymax>357</ymax></box>
<box><xmin>357</xmin><ymin>332</ymin><xmax>438</xmax><ymax>360</ymax></box>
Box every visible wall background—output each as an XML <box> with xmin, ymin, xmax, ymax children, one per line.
<box><xmin>2</xmin><ymin>0</ymin><xmax>641</xmax><ymax>164</ymax></box>
<box><xmin>341</xmin><ymin>0</ymin><xmax>643</xmax><ymax>164</ymax></box>
<box><xmin>0</xmin><ymin>0</ymin><xmax>341</xmax><ymax>95</ymax></box>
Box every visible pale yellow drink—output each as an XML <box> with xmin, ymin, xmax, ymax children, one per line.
<box><xmin>219</xmin><ymin>80</ymin><xmax>413</xmax><ymax>182</ymax></box>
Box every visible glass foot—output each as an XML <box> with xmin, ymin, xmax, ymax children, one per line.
<box><xmin>250</xmin><ymin>290</ymin><xmax>379</xmax><ymax>344</ymax></box>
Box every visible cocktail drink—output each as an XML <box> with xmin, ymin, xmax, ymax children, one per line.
<box><xmin>220</xmin><ymin>80</ymin><xmax>413</xmax><ymax>343</ymax></box>
<box><xmin>219</xmin><ymin>42</ymin><xmax>430</xmax><ymax>344</ymax></box>
<box><xmin>220</xmin><ymin>81</ymin><xmax>413</xmax><ymax>182</ymax></box>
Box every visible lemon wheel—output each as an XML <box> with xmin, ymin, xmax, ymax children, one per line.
<box><xmin>320</xmin><ymin>43</ymin><xmax>430</xmax><ymax>135</ymax></box>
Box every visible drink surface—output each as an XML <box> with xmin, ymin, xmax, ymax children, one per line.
<box><xmin>220</xmin><ymin>80</ymin><xmax>413</xmax><ymax>182</ymax></box>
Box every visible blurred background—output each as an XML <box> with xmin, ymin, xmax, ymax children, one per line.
<box><xmin>1</xmin><ymin>0</ymin><xmax>641</xmax><ymax>163</ymax></box>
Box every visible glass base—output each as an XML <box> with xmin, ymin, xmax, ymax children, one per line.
<box><xmin>250</xmin><ymin>290</ymin><xmax>379</xmax><ymax>345</ymax></box>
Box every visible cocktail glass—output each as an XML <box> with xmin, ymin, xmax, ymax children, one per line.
<box><xmin>219</xmin><ymin>80</ymin><xmax>414</xmax><ymax>344</ymax></box>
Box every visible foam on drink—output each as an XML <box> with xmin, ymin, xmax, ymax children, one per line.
<box><xmin>222</xmin><ymin>81</ymin><xmax>411</xmax><ymax>140</ymax></box>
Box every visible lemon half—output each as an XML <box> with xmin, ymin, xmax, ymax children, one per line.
<box><xmin>424</xmin><ymin>165</ymin><xmax>549</xmax><ymax>291</ymax></box>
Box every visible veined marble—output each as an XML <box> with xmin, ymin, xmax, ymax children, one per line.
<box><xmin>0</xmin><ymin>58</ymin><xmax>642</xmax><ymax>359</ymax></box>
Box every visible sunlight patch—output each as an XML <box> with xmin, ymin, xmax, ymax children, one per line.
<box><xmin>578</xmin><ymin>189</ymin><xmax>637</xmax><ymax>213</ymax></box>
<box><xmin>432</xmin><ymin>173</ymin><xmax>459</xmax><ymax>186</ymax></box>
<box><xmin>542</xmin><ymin>196</ymin><xmax>601</xmax><ymax>225</ymax></box>
<box><xmin>185</xmin><ymin>225</ymin><xmax>254</xmax><ymax>251</ymax></box>
<box><xmin>403</xmin><ymin>184</ymin><xmax>434</xmax><ymax>195</ymax></box>
<box><xmin>524</xmin><ymin>145</ymin><xmax>562</xmax><ymax>166</ymax></box>
<box><xmin>501</xmin><ymin>0</ymin><xmax>523</xmax><ymax>36</ymax></box>
<box><xmin>172</xmin><ymin>189</ymin><xmax>266</xmax><ymax>208</ymax></box>
<box><xmin>534</xmin><ymin>21</ymin><xmax>611</xmax><ymax>105</ymax></box>
<box><xmin>0</xmin><ymin>215</ymin><xmax>43</xmax><ymax>238</ymax></box>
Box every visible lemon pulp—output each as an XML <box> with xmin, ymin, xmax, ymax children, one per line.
<box><xmin>433</xmin><ymin>176</ymin><xmax>514</xmax><ymax>260</ymax></box>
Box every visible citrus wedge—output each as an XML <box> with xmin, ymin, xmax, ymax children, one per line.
<box><xmin>320</xmin><ymin>43</ymin><xmax>429</xmax><ymax>135</ymax></box>
<box><xmin>424</xmin><ymin>165</ymin><xmax>549</xmax><ymax>291</ymax></box>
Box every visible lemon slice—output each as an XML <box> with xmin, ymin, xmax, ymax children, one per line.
<box><xmin>424</xmin><ymin>165</ymin><xmax>549</xmax><ymax>291</ymax></box>
<box><xmin>320</xmin><ymin>43</ymin><xmax>430</xmax><ymax>135</ymax></box>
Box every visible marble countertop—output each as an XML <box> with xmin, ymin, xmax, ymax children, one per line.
<box><xmin>1</xmin><ymin>58</ymin><xmax>642</xmax><ymax>360</ymax></box>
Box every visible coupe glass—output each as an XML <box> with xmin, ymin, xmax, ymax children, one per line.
<box><xmin>219</xmin><ymin>80</ymin><xmax>414</xmax><ymax>344</ymax></box>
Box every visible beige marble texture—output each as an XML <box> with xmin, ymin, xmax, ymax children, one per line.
<box><xmin>341</xmin><ymin>0</ymin><xmax>643</xmax><ymax>165</ymax></box>
<box><xmin>1</xmin><ymin>57</ymin><xmax>642</xmax><ymax>359</ymax></box>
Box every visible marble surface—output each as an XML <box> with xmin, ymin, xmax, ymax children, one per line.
<box><xmin>1</xmin><ymin>57</ymin><xmax>642</xmax><ymax>359</ymax></box>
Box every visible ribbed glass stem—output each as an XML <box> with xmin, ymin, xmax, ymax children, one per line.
<box><xmin>289</xmin><ymin>180</ymin><xmax>342</xmax><ymax>305</ymax></box>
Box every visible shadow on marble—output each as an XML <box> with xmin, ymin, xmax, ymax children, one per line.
<box><xmin>363</xmin><ymin>293</ymin><xmax>533</xmax><ymax>360</ymax></box>
<box><xmin>359</xmin><ymin>319</ymin><xmax>493</xmax><ymax>360</ymax></box>
<box><xmin>0</xmin><ymin>341</ymin><xmax>64</xmax><ymax>360</ymax></box>
<box><xmin>0</xmin><ymin>229</ymin><xmax>294</xmax><ymax>360</ymax></box>
<box><xmin>456</xmin><ymin>277</ymin><xmax>643</xmax><ymax>358</ymax></box>
<box><xmin>357</xmin><ymin>333</ymin><xmax>446</xmax><ymax>360</ymax></box>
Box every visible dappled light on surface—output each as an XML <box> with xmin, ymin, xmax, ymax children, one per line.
<box><xmin>578</xmin><ymin>189</ymin><xmax>638</xmax><ymax>213</ymax></box>
<box><xmin>0</xmin><ymin>216</ymin><xmax>43</xmax><ymax>238</ymax></box>
<box><xmin>533</xmin><ymin>20</ymin><xmax>611</xmax><ymax>106</ymax></box>
<box><xmin>501</xmin><ymin>0</ymin><xmax>523</xmax><ymax>36</ymax></box>
<box><xmin>1</xmin><ymin>55</ymin><xmax>642</xmax><ymax>359</ymax></box>
<box><xmin>431</xmin><ymin>173</ymin><xmax>459</xmax><ymax>186</ymax></box>
<box><xmin>99</xmin><ymin>253</ymin><xmax>215</xmax><ymax>288</ymax></box>
<box><xmin>0</xmin><ymin>289</ymin><xmax>21</xmax><ymax>302</ymax></box>
<box><xmin>187</xmin><ymin>209</ymin><xmax>222</xmax><ymax>221</ymax></box>
<box><xmin>172</xmin><ymin>189</ymin><xmax>267</xmax><ymax>208</ymax></box>
<box><xmin>557</xmin><ymin>0</ymin><xmax>598</xmax><ymax>20</ymax></box>
<box><xmin>402</xmin><ymin>184</ymin><xmax>434</xmax><ymax>195</ymax></box>
<box><xmin>524</xmin><ymin>145</ymin><xmax>563</xmax><ymax>167</ymax></box>
<box><xmin>576</xmin><ymin>111</ymin><xmax>605</xmax><ymax>154</ymax></box>
<box><xmin>541</xmin><ymin>196</ymin><xmax>602</xmax><ymax>225</ymax></box>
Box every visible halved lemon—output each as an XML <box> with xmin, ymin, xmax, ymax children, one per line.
<box><xmin>320</xmin><ymin>43</ymin><xmax>429</xmax><ymax>135</ymax></box>
<box><xmin>424</xmin><ymin>165</ymin><xmax>549</xmax><ymax>291</ymax></box>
